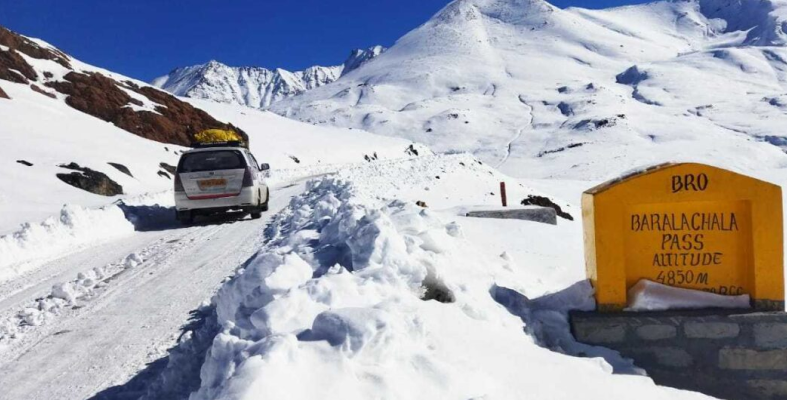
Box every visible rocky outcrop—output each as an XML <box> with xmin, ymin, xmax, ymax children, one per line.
<box><xmin>57</xmin><ymin>163</ymin><xmax>123</xmax><ymax>196</ymax></box>
<box><xmin>159</xmin><ymin>162</ymin><xmax>176</xmax><ymax>175</ymax></box>
<box><xmin>0</xmin><ymin>26</ymin><xmax>69</xmax><ymax>84</ymax></box>
<box><xmin>30</xmin><ymin>84</ymin><xmax>56</xmax><ymax>99</ymax></box>
<box><xmin>0</xmin><ymin>48</ymin><xmax>37</xmax><ymax>83</ymax></box>
<box><xmin>0</xmin><ymin>25</ymin><xmax>246</xmax><ymax>147</ymax></box>
<box><xmin>108</xmin><ymin>162</ymin><xmax>133</xmax><ymax>177</ymax></box>
<box><xmin>520</xmin><ymin>195</ymin><xmax>573</xmax><ymax>221</ymax></box>
<box><xmin>0</xmin><ymin>85</ymin><xmax>8</xmax><ymax>99</ymax></box>
<box><xmin>0</xmin><ymin>26</ymin><xmax>70</xmax><ymax>68</ymax></box>
<box><xmin>44</xmin><ymin>72</ymin><xmax>247</xmax><ymax>146</ymax></box>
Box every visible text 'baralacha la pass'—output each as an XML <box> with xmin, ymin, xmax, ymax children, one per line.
<box><xmin>572</xmin><ymin>163</ymin><xmax>787</xmax><ymax>400</ymax></box>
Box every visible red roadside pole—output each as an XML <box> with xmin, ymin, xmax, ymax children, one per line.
<box><xmin>500</xmin><ymin>182</ymin><xmax>507</xmax><ymax>207</ymax></box>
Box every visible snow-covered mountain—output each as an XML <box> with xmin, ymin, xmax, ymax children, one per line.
<box><xmin>270</xmin><ymin>0</ymin><xmax>787</xmax><ymax>181</ymax></box>
<box><xmin>152</xmin><ymin>46</ymin><xmax>386</xmax><ymax>108</ymax></box>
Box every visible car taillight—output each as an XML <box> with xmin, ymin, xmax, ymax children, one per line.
<box><xmin>174</xmin><ymin>173</ymin><xmax>184</xmax><ymax>192</ymax></box>
<box><xmin>242</xmin><ymin>167</ymin><xmax>254</xmax><ymax>187</ymax></box>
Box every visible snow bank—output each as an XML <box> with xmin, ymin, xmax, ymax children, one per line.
<box><xmin>0</xmin><ymin>190</ymin><xmax>175</xmax><ymax>282</ymax></box>
<box><xmin>188</xmin><ymin>175</ymin><xmax>706</xmax><ymax>399</ymax></box>
<box><xmin>626</xmin><ymin>280</ymin><xmax>751</xmax><ymax>311</ymax></box>
<box><xmin>0</xmin><ymin>204</ymin><xmax>134</xmax><ymax>281</ymax></box>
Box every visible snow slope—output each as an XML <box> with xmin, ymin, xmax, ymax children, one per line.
<box><xmin>152</xmin><ymin>47</ymin><xmax>386</xmax><ymax>109</ymax></box>
<box><xmin>270</xmin><ymin>0</ymin><xmax>787</xmax><ymax>181</ymax></box>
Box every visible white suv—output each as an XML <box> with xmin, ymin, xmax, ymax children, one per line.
<box><xmin>174</xmin><ymin>143</ymin><xmax>269</xmax><ymax>224</ymax></box>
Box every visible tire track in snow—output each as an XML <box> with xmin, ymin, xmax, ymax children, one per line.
<box><xmin>497</xmin><ymin>95</ymin><xmax>534</xmax><ymax>169</ymax></box>
<box><xmin>0</xmin><ymin>182</ymin><xmax>307</xmax><ymax>400</ymax></box>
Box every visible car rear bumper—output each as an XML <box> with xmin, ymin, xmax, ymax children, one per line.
<box><xmin>175</xmin><ymin>187</ymin><xmax>256</xmax><ymax>211</ymax></box>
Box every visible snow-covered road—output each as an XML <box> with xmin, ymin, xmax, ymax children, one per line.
<box><xmin>0</xmin><ymin>182</ymin><xmax>305</xmax><ymax>400</ymax></box>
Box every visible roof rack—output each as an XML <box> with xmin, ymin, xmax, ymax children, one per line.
<box><xmin>190</xmin><ymin>140</ymin><xmax>245</xmax><ymax>149</ymax></box>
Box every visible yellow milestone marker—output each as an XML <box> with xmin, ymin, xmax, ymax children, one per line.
<box><xmin>582</xmin><ymin>163</ymin><xmax>784</xmax><ymax>312</ymax></box>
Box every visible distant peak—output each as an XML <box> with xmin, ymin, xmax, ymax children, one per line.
<box><xmin>341</xmin><ymin>46</ymin><xmax>387</xmax><ymax>77</ymax></box>
<box><xmin>431</xmin><ymin>0</ymin><xmax>556</xmax><ymax>26</ymax></box>
<box><xmin>204</xmin><ymin>59</ymin><xmax>226</xmax><ymax>68</ymax></box>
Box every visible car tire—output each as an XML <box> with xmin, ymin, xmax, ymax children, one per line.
<box><xmin>260</xmin><ymin>188</ymin><xmax>270</xmax><ymax>212</ymax></box>
<box><xmin>177</xmin><ymin>210</ymin><xmax>194</xmax><ymax>225</ymax></box>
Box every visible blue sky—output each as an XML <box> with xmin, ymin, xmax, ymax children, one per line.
<box><xmin>0</xmin><ymin>0</ymin><xmax>651</xmax><ymax>81</ymax></box>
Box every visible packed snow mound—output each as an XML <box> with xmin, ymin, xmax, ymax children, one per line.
<box><xmin>626</xmin><ymin>280</ymin><xmax>751</xmax><ymax>311</ymax></box>
<box><xmin>271</xmin><ymin>0</ymin><xmax>787</xmax><ymax>181</ymax></box>
<box><xmin>152</xmin><ymin>46</ymin><xmax>386</xmax><ymax>108</ymax></box>
<box><xmin>0</xmin><ymin>204</ymin><xmax>134</xmax><ymax>281</ymax></box>
<box><xmin>188</xmin><ymin>172</ymin><xmax>709</xmax><ymax>399</ymax></box>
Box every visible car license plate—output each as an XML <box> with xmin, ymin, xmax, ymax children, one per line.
<box><xmin>198</xmin><ymin>178</ymin><xmax>227</xmax><ymax>190</ymax></box>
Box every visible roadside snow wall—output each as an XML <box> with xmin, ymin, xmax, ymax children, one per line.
<box><xmin>187</xmin><ymin>176</ymin><xmax>704</xmax><ymax>400</ymax></box>
<box><xmin>0</xmin><ymin>204</ymin><xmax>134</xmax><ymax>281</ymax></box>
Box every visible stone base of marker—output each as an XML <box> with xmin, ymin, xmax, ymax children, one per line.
<box><xmin>465</xmin><ymin>206</ymin><xmax>557</xmax><ymax>225</ymax></box>
<box><xmin>571</xmin><ymin>310</ymin><xmax>787</xmax><ymax>400</ymax></box>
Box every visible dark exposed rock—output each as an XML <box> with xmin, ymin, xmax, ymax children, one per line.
<box><xmin>521</xmin><ymin>195</ymin><xmax>574</xmax><ymax>221</ymax></box>
<box><xmin>159</xmin><ymin>162</ymin><xmax>176</xmax><ymax>175</ymax></box>
<box><xmin>57</xmin><ymin>162</ymin><xmax>123</xmax><ymax>196</ymax></box>
<box><xmin>0</xmin><ymin>85</ymin><xmax>8</xmax><ymax>99</ymax></box>
<box><xmin>108</xmin><ymin>162</ymin><xmax>133</xmax><ymax>177</ymax></box>
<box><xmin>616</xmin><ymin>65</ymin><xmax>649</xmax><ymax>85</ymax></box>
<box><xmin>574</xmin><ymin>118</ymin><xmax>617</xmax><ymax>130</ymax></box>
<box><xmin>43</xmin><ymin>71</ymin><xmax>53</xmax><ymax>79</ymax></box>
<box><xmin>422</xmin><ymin>277</ymin><xmax>455</xmax><ymax>303</ymax></box>
<box><xmin>0</xmin><ymin>48</ymin><xmax>37</xmax><ymax>83</ymax></box>
<box><xmin>405</xmin><ymin>144</ymin><xmax>420</xmax><ymax>156</ymax></box>
<box><xmin>16</xmin><ymin>160</ymin><xmax>32</xmax><ymax>166</ymax></box>
<box><xmin>289</xmin><ymin>155</ymin><xmax>301</xmax><ymax>164</ymax></box>
<box><xmin>0</xmin><ymin>26</ymin><xmax>71</xmax><ymax>85</ymax></box>
<box><xmin>30</xmin><ymin>84</ymin><xmax>56</xmax><ymax>99</ymax></box>
<box><xmin>158</xmin><ymin>170</ymin><xmax>171</xmax><ymax>180</ymax></box>
<box><xmin>0</xmin><ymin>26</ymin><xmax>70</xmax><ymax>68</ymax></box>
<box><xmin>538</xmin><ymin>142</ymin><xmax>586</xmax><ymax>157</ymax></box>
<box><xmin>557</xmin><ymin>101</ymin><xmax>573</xmax><ymax>116</ymax></box>
<box><xmin>46</xmin><ymin>71</ymin><xmax>247</xmax><ymax>146</ymax></box>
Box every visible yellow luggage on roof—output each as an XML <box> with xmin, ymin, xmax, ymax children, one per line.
<box><xmin>194</xmin><ymin>129</ymin><xmax>245</xmax><ymax>146</ymax></box>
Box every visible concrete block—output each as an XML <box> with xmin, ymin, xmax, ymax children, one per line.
<box><xmin>465</xmin><ymin>207</ymin><xmax>557</xmax><ymax>225</ymax></box>
<box><xmin>755</xmin><ymin>323</ymin><xmax>787</xmax><ymax>349</ymax></box>
<box><xmin>572</xmin><ymin>322</ymin><xmax>626</xmax><ymax>344</ymax></box>
<box><xmin>747</xmin><ymin>380</ymin><xmax>787</xmax><ymax>399</ymax></box>
<box><xmin>651</xmin><ymin>347</ymin><xmax>694</xmax><ymax>367</ymax></box>
<box><xmin>719</xmin><ymin>348</ymin><xmax>787</xmax><ymax>370</ymax></box>
<box><xmin>636</xmin><ymin>325</ymin><xmax>677</xmax><ymax>341</ymax></box>
<box><xmin>684</xmin><ymin>322</ymin><xmax>740</xmax><ymax>339</ymax></box>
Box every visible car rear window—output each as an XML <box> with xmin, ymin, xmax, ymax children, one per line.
<box><xmin>178</xmin><ymin>151</ymin><xmax>245</xmax><ymax>173</ymax></box>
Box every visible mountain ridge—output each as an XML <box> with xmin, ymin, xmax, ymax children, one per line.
<box><xmin>152</xmin><ymin>46</ymin><xmax>386</xmax><ymax>109</ymax></box>
<box><xmin>268</xmin><ymin>0</ymin><xmax>787</xmax><ymax>180</ymax></box>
